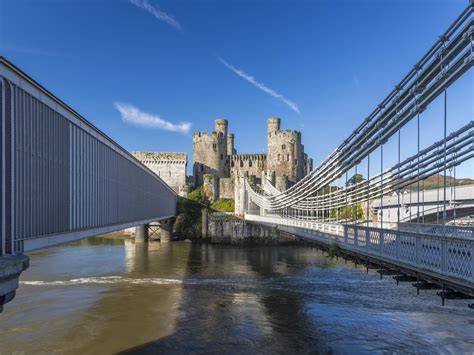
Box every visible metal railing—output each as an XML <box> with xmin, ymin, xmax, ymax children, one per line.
<box><xmin>246</xmin><ymin>214</ymin><xmax>474</xmax><ymax>284</ymax></box>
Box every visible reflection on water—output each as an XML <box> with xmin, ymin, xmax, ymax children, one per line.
<box><xmin>0</xmin><ymin>236</ymin><xmax>473</xmax><ymax>354</ymax></box>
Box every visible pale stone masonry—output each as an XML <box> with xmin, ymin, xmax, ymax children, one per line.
<box><xmin>193</xmin><ymin>117</ymin><xmax>313</xmax><ymax>200</ymax></box>
<box><xmin>133</xmin><ymin>152</ymin><xmax>188</xmax><ymax>196</ymax></box>
<box><xmin>192</xmin><ymin>119</ymin><xmax>230</xmax><ymax>187</ymax></box>
<box><xmin>230</xmin><ymin>154</ymin><xmax>267</xmax><ymax>178</ymax></box>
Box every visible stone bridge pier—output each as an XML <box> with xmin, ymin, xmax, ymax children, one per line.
<box><xmin>135</xmin><ymin>218</ymin><xmax>175</xmax><ymax>243</ymax></box>
<box><xmin>159</xmin><ymin>218</ymin><xmax>175</xmax><ymax>242</ymax></box>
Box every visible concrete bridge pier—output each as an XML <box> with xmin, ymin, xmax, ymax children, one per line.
<box><xmin>159</xmin><ymin>219</ymin><xmax>175</xmax><ymax>242</ymax></box>
<box><xmin>202</xmin><ymin>209</ymin><xmax>209</xmax><ymax>239</ymax></box>
<box><xmin>0</xmin><ymin>255</ymin><xmax>29</xmax><ymax>313</ymax></box>
<box><xmin>135</xmin><ymin>224</ymin><xmax>149</xmax><ymax>243</ymax></box>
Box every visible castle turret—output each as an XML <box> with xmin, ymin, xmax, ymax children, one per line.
<box><xmin>215</xmin><ymin>118</ymin><xmax>228</xmax><ymax>137</ymax></box>
<box><xmin>193</xmin><ymin>119</ymin><xmax>230</xmax><ymax>187</ymax></box>
<box><xmin>267</xmin><ymin>117</ymin><xmax>281</xmax><ymax>135</ymax></box>
<box><xmin>227</xmin><ymin>133</ymin><xmax>235</xmax><ymax>155</ymax></box>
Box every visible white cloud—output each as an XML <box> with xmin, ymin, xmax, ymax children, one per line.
<box><xmin>218</xmin><ymin>57</ymin><xmax>300</xmax><ymax>114</ymax></box>
<box><xmin>114</xmin><ymin>102</ymin><xmax>191</xmax><ymax>134</ymax></box>
<box><xmin>129</xmin><ymin>0</ymin><xmax>182</xmax><ymax>31</ymax></box>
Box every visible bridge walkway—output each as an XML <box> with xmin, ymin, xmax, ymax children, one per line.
<box><xmin>245</xmin><ymin>214</ymin><xmax>474</xmax><ymax>297</ymax></box>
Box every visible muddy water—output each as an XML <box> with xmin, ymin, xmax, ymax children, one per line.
<box><xmin>0</xmin><ymin>236</ymin><xmax>473</xmax><ymax>354</ymax></box>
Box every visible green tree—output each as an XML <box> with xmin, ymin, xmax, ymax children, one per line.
<box><xmin>174</xmin><ymin>187</ymin><xmax>211</xmax><ymax>239</ymax></box>
<box><xmin>319</xmin><ymin>185</ymin><xmax>340</xmax><ymax>195</ymax></box>
<box><xmin>330</xmin><ymin>202</ymin><xmax>365</xmax><ymax>221</ymax></box>
<box><xmin>187</xmin><ymin>187</ymin><xmax>209</xmax><ymax>206</ymax></box>
<box><xmin>346</xmin><ymin>173</ymin><xmax>365</xmax><ymax>187</ymax></box>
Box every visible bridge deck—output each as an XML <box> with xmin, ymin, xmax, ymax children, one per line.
<box><xmin>246</xmin><ymin>214</ymin><xmax>474</xmax><ymax>294</ymax></box>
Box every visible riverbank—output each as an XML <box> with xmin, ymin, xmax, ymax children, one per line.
<box><xmin>106</xmin><ymin>209</ymin><xmax>298</xmax><ymax>246</ymax></box>
<box><xmin>204</xmin><ymin>214</ymin><xmax>297</xmax><ymax>245</ymax></box>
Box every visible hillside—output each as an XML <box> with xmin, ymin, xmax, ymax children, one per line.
<box><xmin>407</xmin><ymin>174</ymin><xmax>474</xmax><ymax>190</ymax></box>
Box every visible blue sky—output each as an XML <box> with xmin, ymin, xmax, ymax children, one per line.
<box><xmin>1</xmin><ymin>0</ymin><xmax>472</xmax><ymax>178</ymax></box>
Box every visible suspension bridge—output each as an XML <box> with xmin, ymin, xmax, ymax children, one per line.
<box><xmin>242</xmin><ymin>3</ymin><xmax>474</xmax><ymax>305</ymax></box>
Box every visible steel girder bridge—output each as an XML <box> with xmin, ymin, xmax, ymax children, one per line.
<box><xmin>0</xmin><ymin>58</ymin><xmax>177</xmax><ymax>311</ymax></box>
<box><xmin>243</xmin><ymin>3</ymin><xmax>474</xmax><ymax>304</ymax></box>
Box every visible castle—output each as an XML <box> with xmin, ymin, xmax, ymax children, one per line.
<box><xmin>133</xmin><ymin>117</ymin><xmax>312</xmax><ymax>203</ymax></box>
<box><xmin>193</xmin><ymin>117</ymin><xmax>313</xmax><ymax>201</ymax></box>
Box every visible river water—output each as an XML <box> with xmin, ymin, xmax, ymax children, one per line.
<box><xmin>0</xmin><ymin>236</ymin><xmax>473</xmax><ymax>354</ymax></box>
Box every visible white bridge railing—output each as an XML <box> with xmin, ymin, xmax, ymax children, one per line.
<box><xmin>245</xmin><ymin>214</ymin><xmax>474</xmax><ymax>285</ymax></box>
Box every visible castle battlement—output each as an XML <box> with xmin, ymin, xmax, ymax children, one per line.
<box><xmin>193</xmin><ymin>131</ymin><xmax>215</xmax><ymax>143</ymax></box>
<box><xmin>133</xmin><ymin>151</ymin><xmax>187</xmax><ymax>163</ymax></box>
<box><xmin>231</xmin><ymin>154</ymin><xmax>267</xmax><ymax>161</ymax></box>
<box><xmin>269</xmin><ymin>129</ymin><xmax>301</xmax><ymax>138</ymax></box>
<box><xmin>132</xmin><ymin>151</ymin><xmax>187</xmax><ymax>195</ymax></box>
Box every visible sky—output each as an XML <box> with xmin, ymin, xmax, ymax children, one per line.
<box><xmin>0</xmin><ymin>0</ymin><xmax>472</xmax><ymax>179</ymax></box>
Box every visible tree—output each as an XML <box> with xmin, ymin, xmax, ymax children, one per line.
<box><xmin>346</xmin><ymin>173</ymin><xmax>365</xmax><ymax>187</ymax></box>
<box><xmin>187</xmin><ymin>187</ymin><xmax>209</xmax><ymax>206</ymax></box>
<box><xmin>330</xmin><ymin>202</ymin><xmax>365</xmax><ymax>221</ymax></box>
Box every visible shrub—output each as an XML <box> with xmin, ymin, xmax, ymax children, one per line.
<box><xmin>187</xmin><ymin>187</ymin><xmax>208</xmax><ymax>205</ymax></box>
<box><xmin>211</xmin><ymin>198</ymin><xmax>235</xmax><ymax>212</ymax></box>
<box><xmin>174</xmin><ymin>196</ymin><xmax>205</xmax><ymax>238</ymax></box>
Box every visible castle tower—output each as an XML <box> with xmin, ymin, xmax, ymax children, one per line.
<box><xmin>267</xmin><ymin>117</ymin><xmax>281</xmax><ymax>134</ymax></box>
<box><xmin>192</xmin><ymin>119</ymin><xmax>230</xmax><ymax>187</ymax></box>
<box><xmin>227</xmin><ymin>133</ymin><xmax>235</xmax><ymax>155</ymax></box>
<box><xmin>266</xmin><ymin>117</ymin><xmax>304</xmax><ymax>188</ymax></box>
<box><xmin>215</xmin><ymin>118</ymin><xmax>228</xmax><ymax>137</ymax></box>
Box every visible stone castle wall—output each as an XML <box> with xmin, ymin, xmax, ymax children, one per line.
<box><xmin>133</xmin><ymin>152</ymin><xmax>187</xmax><ymax>195</ymax></box>
<box><xmin>303</xmin><ymin>153</ymin><xmax>313</xmax><ymax>177</ymax></box>
<box><xmin>266</xmin><ymin>117</ymin><xmax>307</xmax><ymax>188</ymax></box>
<box><xmin>230</xmin><ymin>154</ymin><xmax>267</xmax><ymax>178</ymax></box>
<box><xmin>219</xmin><ymin>177</ymin><xmax>235</xmax><ymax>200</ymax></box>
<box><xmin>192</xmin><ymin>131</ymin><xmax>227</xmax><ymax>186</ymax></box>
<box><xmin>227</xmin><ymin>133</ymin><xmax>236</xmax><ymax>155</ymax></box>
<box><xmin>207</xmin><ymin>217</ymin><xmax>297</xmax><ymax>244</ymax></box>
<box><xmin>193</xmin><ymin>119</ymin><xmax>230</xmax><ymax>186</ymax></box>
<box><xmin>203</xmin><ymin>173</ymin><xmax>219</xmax><ymax>202</ymax></box>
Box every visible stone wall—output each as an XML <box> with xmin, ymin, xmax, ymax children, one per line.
<box><xmin>234</xmin><ymin>173</ymin><xmax>246</xmax><ymax>217</ymax></box>
<box><xmin>266</xmin><ymin>117</ymin><xmax>307</xmax><ymax>185</ymax></box>
<box><xmin>203</xmin><ymin>174</ymin><xmax>218</xmax><ymax>202</ymax></box>
<box><xmin>275</xmin><ymin>174</ymin><xmax>289</xmax><ymax>192</ymax></box>
<box><xmin>133</xmin><ymin>151</ymin><xmax>187</xmax><ymax>195</ymax></box>
<box><xmin>303</xmin><ymin>153</ymin><xmax>313</xmax><ymax>176</ymax></box>
<box><xmin>207</xmin><ymin>217</ymin><xmax>297</xmax><ymax>244</ymax></box>
<box><xmin>227</xmin><ymin>133</ymin><xmax>236</xmax><ymax>155</ymax></box>
<box><xmin>193</xmin><ymin>119</ymin><xmax>231</xmax><ymax>186</ymax></box>
<box><xmin>219</xmin><ymin>177</ymin><xmax>235</xmax><ymax>200</ymax></box>
<box><xmin>230</xmin><ymin>154</ymin><xmax>267</xmax><ymax>178</ymax></box>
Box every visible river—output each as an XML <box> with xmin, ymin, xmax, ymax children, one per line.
<box><xmin>0</xmin><ymin>235</ymin><xmax>473</xmax><ymax>354</ymax></box>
